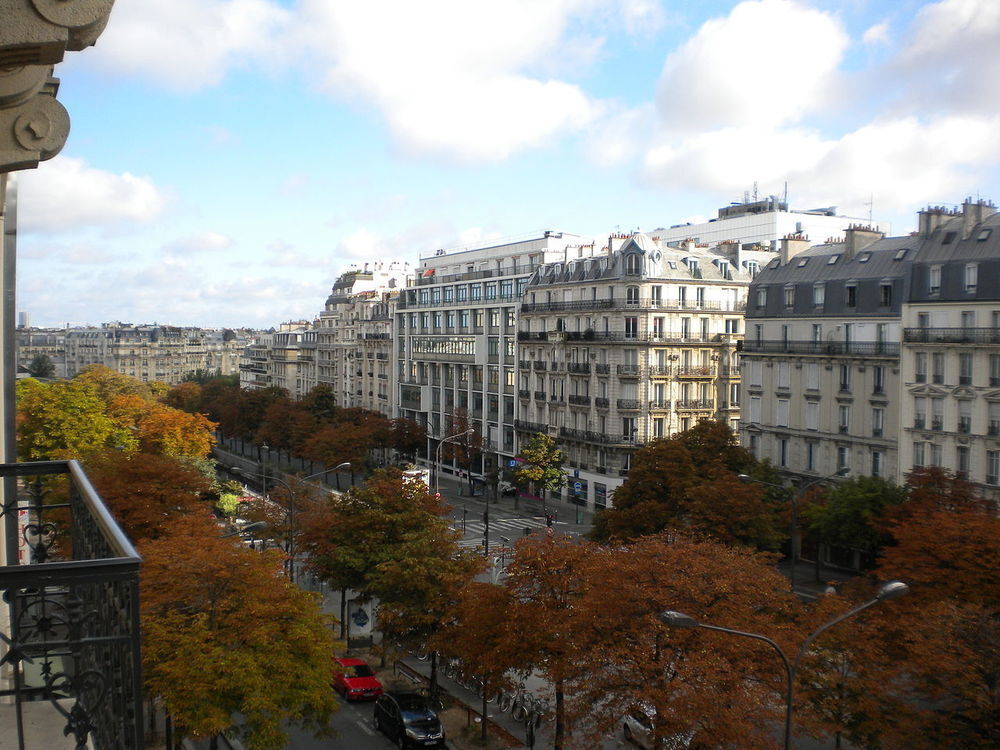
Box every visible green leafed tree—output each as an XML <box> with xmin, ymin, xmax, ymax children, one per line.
<box><xmin>802</xmin><ymin>475</ymin><xmax>906</xmax><ymax>569</ymax></box>
<box><xmin>512</xmin><ymin>432</ymin><xmax>567</xmax><ymax>509</ymax></box>
<box><xmin>26</xmin><ymin>353</ymin><xmax>55</xmax><ymax>378</ymax></box>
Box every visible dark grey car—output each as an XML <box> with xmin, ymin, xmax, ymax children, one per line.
<box><xmin>373</xmin><ymin>691</ymin><xmax>446</xmax><ymax>748</ymax></box>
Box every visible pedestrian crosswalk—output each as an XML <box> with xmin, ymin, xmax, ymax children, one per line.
<box><xmin>454</xmin><ymin>516</ymin><xmax>548</xmax><ymax>547</ymax></box>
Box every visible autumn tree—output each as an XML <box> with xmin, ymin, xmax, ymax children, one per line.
<box><xmin>299</xmin><ymin>383</ymin><xmax>339</xmax><ymax>423</ymax></box>
<box><xmin>501</xmin><ymin>535</ymin><xmax>596</xmax><ymax>750</ymax></box>
<box><xmin>567</xmin><ymin>534</ymin><xmax>794</xmax><ymax>749</ymax></box>
<box><xmin>441</xmin><ymin>408</ymin><xmax>483</xmax><ymax>493</ymax></box>
<box><xmin>85</xmin><ymin>451</ymin><xmax>214</xmax><ymax>542</ymax></box>
<box><xmin>298</xmin><ymin>467</ymin><xmax>473</xmax><ymax>662</ymax></box>
<box><xmin>235</xmin><ymin>386</ymin><xmax>288</xmax><ymax>442</ymax></box>
<box><xmin>513</xmin><ymin>432</ymin><xmax>566</xmax><ymax>511</ymax></box>
<box><xmin>163</xmin><ymin>381</ymin><xmax>203</xmax><ymax>414</ymax></box>
<box><xmin>590</xmin><ymin>420</ymin><xmax>784</xmax><ymax>549</ymax></box>
<box><xmin>254</xmin><ymin>398</ymin><xmax>316</xmax><ymax>455</ymax></box>
<box><xmin>16</xmin><ymin>377</ymin><xmax>136</xmax><ymax>460</ymax></box>
<box><xmin>141</xmin><ymin>515</ymin><xmax>337</xmax><ymax>750</ymax></box>
<box><xmin>390</xmin><ymin>416</ymin><xmax>427</xmax><ymax>462</ymax></box>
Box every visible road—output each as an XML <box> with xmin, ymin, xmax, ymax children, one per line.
<box><xmin>284</xmin><ymin>697</ymin><xmax>394</xmax><ymax>749</ymax></box>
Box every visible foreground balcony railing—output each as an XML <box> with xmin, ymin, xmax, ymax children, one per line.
<box><xmin>0</xmin><ymin>460</ymin><xmax>143</xmax><ymax>749</ymax></box>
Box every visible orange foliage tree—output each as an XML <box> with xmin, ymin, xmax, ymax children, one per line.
<box><xmin>84</xmin><ymin>451</ymin><xmax>214</xmax><ymax>542</ymax></box>
<box><xmin>141</xmin><ymin>515</ymin><xmax>337</xmax><ymax>750</ymax></box>
<box><xmin>568</xmin><ymin>534</ymin><xmax>794</xmax><ymax>749</ymax></box>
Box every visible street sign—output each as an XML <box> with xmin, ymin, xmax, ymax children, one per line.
<box><xmin>509</xmin><ymin>459</ymin><xmax>517</xmax><ymax>467</ymax></box>
<box><xmin>573</xmin><ymin>481</ymin><xmax>582</xmax><ymax>492</ymax></box>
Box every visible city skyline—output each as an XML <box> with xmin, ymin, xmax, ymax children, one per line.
<box><xmin>15</xmin><ymin>0</ymin><xmax>1000</xmax><ymax>329</ymax></box>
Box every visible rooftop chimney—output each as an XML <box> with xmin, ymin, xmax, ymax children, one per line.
<box><xmin>961</xmin><ymin>197</ymin><xmax>996</xmax><ymax>239</ymax></box>
<box><xmin>779</xmin><ymin>234</ymin><xmax>810</xmax><ymax>265</ymax></box>
<box><xmin>844</xmin><ymin>225</ymin><xmax>883</xmax><ymax>260</ymax></box>
<box><xmin>918</xmin><ymin>206</ymin><xmax>956</xmax><ymax>239</ymax></box>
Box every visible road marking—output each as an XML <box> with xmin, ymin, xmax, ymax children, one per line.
<box><xmin>352</xmin><ymin>717</ymin><xmax>376</xmax><ymax>736</ymax></box>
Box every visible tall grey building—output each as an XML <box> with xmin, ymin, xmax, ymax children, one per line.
<box><xmin>395</xmin><ymin>232</ymin><xmax>583</xmax><ymax>480</ymax></box>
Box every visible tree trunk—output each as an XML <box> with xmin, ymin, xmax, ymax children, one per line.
<box><xmin>554</xmin><ymin>677</ymin><xmax>565</xmax><ymax>750</ymax></box>
<box><xmin>429</xmin><ymin>651</ymin><xmax>439</xmax><ymax>702</ymax></box>
<box><xmin>340</xmin><ymin>587</ymin><xmax>348</xmax><ymax>639</ymax></box>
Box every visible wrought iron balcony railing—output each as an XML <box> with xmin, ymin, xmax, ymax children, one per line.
<box><xmin>0</xmin><ymin>460</ymin><xmax>144</xmax><ymax>749</ymax></box>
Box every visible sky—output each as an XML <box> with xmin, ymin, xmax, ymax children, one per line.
<box><xmin>14</xmin><ymin>0</ymin><xmax>1000</xmax><ymax>329</ymax></box>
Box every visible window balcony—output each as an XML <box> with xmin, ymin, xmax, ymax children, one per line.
<box><xmin>617</xmin><ymin>365</ymin><xmax>642</xmax><ymax>377</ymax></box>
<box><xmin>568</xmin><ymin>394</ymin><xmax>591</xmax><ymax>406</ymax></box>
<box><xmin>617</xmin><ymin>399</ymin><xmax>641</xmax><ymax>410</ymax></box>
<box><xmin>594</xmin><ymin>364</ymin><xmax>611</xmax><ymax>375</ymax></box>
<box><xmin>567</xmin><ymin>362</ymin><xmax>591</xmax><ymax>374</ymax></box>
<box><xmin>903</xmin><ymin>327</ymin><xmax>1000</xmax><ymax>344</ymax></box>
<box><xmin>1</xmin><ymin>460</ymin><xmax>143</xmax><ymax>749</ymax></box>
<box><xmin>595</xmin><ymin>397</ymin><xmax>610</xmax><ymax>409</ymax></box>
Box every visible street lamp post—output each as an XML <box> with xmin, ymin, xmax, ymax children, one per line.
<box><xmin>231</xmin><ymin>462</ymin><xmax>349</xmax><ymax>582</ymax></box>
<box><xmin>737</xmin><ymin>468</ymin><xmax>849</xmax><ymax>593</ymax></box>
<box><xmin>434</xmin><ymin>428</ymin><xmax>475</xmax><ymax>499</ymax></box>
<box><xmin>659</xmin><ymin>580</ymin><xmax>909</xmax><ymax>750</ymax></box>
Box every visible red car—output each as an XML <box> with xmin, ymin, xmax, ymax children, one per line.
<box><xmin>333</xmin><ymin>657</ymin><xmax>383</xmax><ymax>701</ymax></box>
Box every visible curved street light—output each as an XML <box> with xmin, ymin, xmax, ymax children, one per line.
<box><xmin>230</xmin><ymin>462</ymin><xmax>349</xmax><ymax>582</ymax></box>
<box><xmin>434</xmin><ymin>428</ymin><xmax>475</xmax><ymax>499</ymax></box>
<box><xmin>659</xmin><ymin>580</ymin><xmax>909</xmax><ymax>750</ymax></box>
<box><xmin>737</xmin><ymin>468</ymin><xmax>849</xmax><ymax>593</ymax></box>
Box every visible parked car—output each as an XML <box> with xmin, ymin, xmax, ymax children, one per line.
<box><xmin>623</xmin><ymin>704</ymin><xmax>693</xmax><ymax>749</ymax></box>
<box><xmin>373</xmin><ymin>691</ymin><xmax>446</xmax><ymax>748</ymax></box>
<box><xmin>333</xmin><ymin>657</ymin><xmax>382</xmax><ymax>701</ymax></box>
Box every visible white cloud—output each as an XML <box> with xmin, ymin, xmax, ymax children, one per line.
<box><xmin>889</xmin><ymin>0</ymin><xmax>1000</xmax><ymax>117</ymax></box>
<box><xmin>293</xmin><ymin>0</ymin><xmax>602</xmax><ymax>162</ymax></box>
<box><xmin>77</xmin><ymin>0</ymin><xmax>291</xmax><ymax>91</ymax></box>
<box><xmin>618</xmin><ymin>0</ymin><xmax>669</xmax><ymax>36</ymax></box>
<box><xmin>163</xmin><ymin>232</ymin><xmax>234</xmax><ymax>255</ymax></box>
<box><xmin>17</xmin><ymin>157</ymin><xmax>167</xmax><ymax>233</ymax></box>
<box><xmin>655</xmin><ymin>0</ymin><xmax>848</xmax><ymax>133</ymax></box>
<box><xmin>862</xmin><ymin>21</ymin><xmax>889</xmax><ymax>45</ymax></box>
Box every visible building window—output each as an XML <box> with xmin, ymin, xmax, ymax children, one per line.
<box><xmin>845</xmin><ymin>283</ymin><xmax>857</xmax><ymax>308</ymax></box>
<box><xmin>913</xmin><ymin>442</ymin><xmax>925</xmax><ymax>467</ymax></box>
<box><xmin>837</xmin><ymin>446</ymin><xmax>849</xmax><ymax>471</ymax></box>
<box><xmin>931</xmin><ymin>398</ymin><xmax>944</xmax><ymax>431</ymax></box>
<box><xmin>930</xmin><ymin>443</ymin><xmax>942</xmax><ymax>467</ymax></box>
<box><xmin>987</xmin><ymin>451</ymin><xmax>1000</xmax><ymax>485</ymax></box>
<box><xmin>873</xmin><ymin>366</ymin><xmax>885</xmax><ymax>394</ymax></box>
<box><xmin>965</xmin><ymin>263</ymin><xmax>978</xmax><ymax>293</ymax></box>
<box><xmin>958</xmin><ymin>400</ymin><xmax>972</xmax><ymax>433</ymax></box>
<box><xmin>625</xmin><ymin>254</ymin><xmax>641</xmax><ymax>275</ymax></box>
<box><xmin>624</xmin><ymin>317</ymin><xmax>638</xmax><ymax>339</ymax></box>
<box><xmin>956</xmin><ymin>445</ymin><xmax>970</xmax><ymax>479</ymax></box>
<box><xmin>961</xmin><ymin>310</ymin><xmax>976</xmax><ymax>329</ymax></box>
<box><xmin>839</xmin><ymin>364</ymin><xmax>851</xmax><ymax>392</ymax></box>
<box><xmin>813</xmin><ymin>283</ymin><xmax>825</xmax><ymax>306</ymax></box>
<box><xmin>915</xmin><ymin>352</ymin><xmax>927</xmax><ymax>383</ymax></box>
<box><xmin>914</xmin><ymin>397</ymin><xmax>927</xmax><ymax>429</ymax></box>
<box><xmin>779</xmin><ymin>438</ymin><xmax>788</xmax><ymax>467</ymax></box>
<box><xmin>777</xmin><ymin>362</ymin><xmax>790</xmax><ymax>389</ymax></box>
<box><xmin>806</xmin><ymin>401</ymin><xmax>818</xmax><ymax>431</ymax></box>
<box><xmin>872</xmin><ymin>450</ymin><xmax>882</xmax><ymax>477</ymax></box>
<box><xmin>806</xmin><ymin>442</ymin><xmax>816</xmax><ymax>471</ymax></box>
<box><xmin>932</xmin><ymin>352</ymin><xmax>945</xmax><ymax>384</ymax></box>
<box><xmin>872</xmin><ymin>407</ymin><xmax>884</xmax><ymax>437</ymax></box>
<box><xmin>776</xmin><ymin>399</ymin><xmax>789</xmax><ymax>427</ymax></box>
<box><xmin>784</xmin><ymin>285</ymin><xmax>795</xmax><ymax>309</ymax></box>
<box><xmin>959</xmin><ymin>353</ymin><xmax>973</xmax><ymax>385</ymax></box>
<box><xmin>653</xmin><ymin>418</ymin><xmax>664</xmax><ymax>437</ymax></box>
<box><xmin>879</xmin><ymin>282</ymin><xmax>892</xmax><ymax>307</ymax></box>
<box><xmin>756</xmin><ymin>287</ymin><xmax>767</xmax><ymax>308</ymax></box>
<box><xmin>838</xmin><ymin>405</ymin><xmax>850</xmax><ymax>433</ymax></box>
<box><xmin>990</xmin><ymin>354</ymin><xmax>1000</xmax><ymax>387</ymax></box>
<box><xmin>806</xmin><ymin>363</ymin><xmax>819</xmax><ymax>390</ymax></box>
<box><xmin>626</xmin><ymin>286</ymin><xmax>640</xmax><ymax>305</ymax></box>
<box><xmin>928</xmin><ymin>265</ymin><xmax>941</xmax><ymax>294</ymax></box>
<box><xmin>990</xmin><ymin>402</ymin><xmax>1000</xmax><ymax>436</ymax></box>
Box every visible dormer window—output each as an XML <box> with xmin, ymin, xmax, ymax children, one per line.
<box><xmin>624</xmin><ymin>254</ymin><xmax>641</xmax><ymax>275</ymax></box>
<box><xmin>827</xmin><ymin>255</ymin><xmax>840</xmax><ymax>265</ymax></box>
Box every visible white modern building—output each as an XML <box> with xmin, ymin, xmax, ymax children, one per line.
<box><xmin>656</xmin><ymin>197</ymin><xmax>890</xmax><ymax>251</ymax></box>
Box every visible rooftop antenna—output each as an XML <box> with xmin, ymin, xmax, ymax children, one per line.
<box><xmin>752</xmin><ymin>181</ymin><xmax>758</xmax><ymax>202</ymax></box>
<box><xmin>783</xmin><ymin>181</ymin><xmax>788</xmax><ymax>207</ymax></box>
<box><xmin>864</xmin><ymin>193</ymin><xmax>874</xmax><ymax>224</ymax></box>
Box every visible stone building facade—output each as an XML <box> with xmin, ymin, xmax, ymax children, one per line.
<box><xmin>518</xmin><ymin>232</ymin><xmax>770</xmax><ymax>506</ymax></box>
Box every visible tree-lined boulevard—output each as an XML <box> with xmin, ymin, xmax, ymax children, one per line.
<box><xmin>14</xmin><ymin>369</ymin><xmax>999</xmax><ymax>749</ymax></box>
